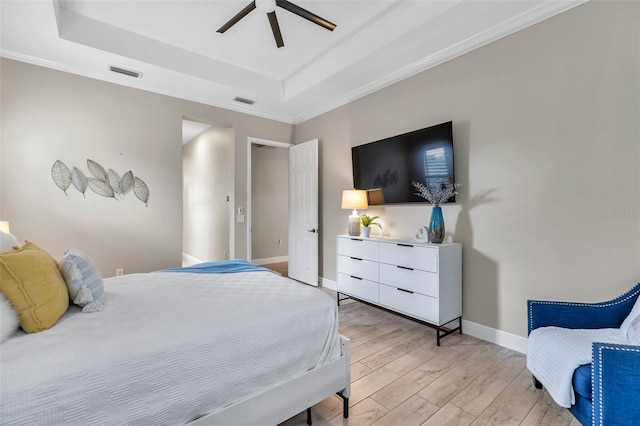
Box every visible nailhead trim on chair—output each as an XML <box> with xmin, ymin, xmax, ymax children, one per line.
<box><xmin>592</xmin><ymin>357</ymin><xmax>596</xmax><ymax>426</ymax></box>
<box><xmin>593</xmin><ymin>345</ymin><xmax>640</xmax><ymax>426</ymax></box>
<box><xmin>528</xmin><ymin>285</ymin><xmax>640</xmax><ymax>333</ymax></box>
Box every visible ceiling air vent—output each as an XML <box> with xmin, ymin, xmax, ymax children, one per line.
<box><xmin>234</xmin><ymin>97</ymin><xmax>255</xmax><ymax>105</ymax></box>
<box><xmin>109</xmin><ymin>65</ymin><xmax>143</xmax><ymax>79</ymax></box>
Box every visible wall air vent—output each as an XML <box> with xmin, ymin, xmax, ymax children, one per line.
<box><xmin>234</xmin><ymin>97</ymin><xmax>255</xmax><ymax>105</ymax></box>
<box><xmin>109</xmin><ymin>65</ymin><xmax>143</xmax><ymax>79</ymax></box>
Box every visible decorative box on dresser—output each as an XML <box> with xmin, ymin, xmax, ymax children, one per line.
<box><xmin>336</xmin><ymin>235</ymin><xmax>462</xmax><ymax>345</ymax></box>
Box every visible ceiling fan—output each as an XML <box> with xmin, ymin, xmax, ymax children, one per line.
<box><xmin>217</xmin><ymin>0</ymin><xmax>336</xmax><ymax>48</ymax></box>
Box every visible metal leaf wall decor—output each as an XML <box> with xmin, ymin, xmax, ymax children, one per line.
<box><xmin>51</xmin><ymin>160</ymin><xmax>72</xmax><ymax>195</ymax></box>
<box><xmin>107</xmin><ymin>169</ymin><xmax>121</xmax><ymax>195</ymax></box>
<box><xmin>121</xmin><ymin>171</ymin><xmax>134</xmax><ymax>196</ymax></box>
<box><xmin>133</xmin><ymin>177</ymin><xmax>150</xmax><ymax>207</ymax></box>
<box><xmin>87</xmin><ymin>159</ymin><xmax>108</xmax><ymax>182</ymax></box>
<box><xmin>88</xmin><ymin>178</ymin><xmax>115</xmax><ymax>198</ymax></box>
<box><xmin>51</xmin><ymin>159</ymin><xmax>150</xmax><ymax>207</ymax></box>
<box><xmin>71</xmin><ymin>167</ymin><xmax>88</xmax><ymax>198</ymax></box>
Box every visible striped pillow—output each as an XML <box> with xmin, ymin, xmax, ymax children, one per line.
<box><xmin>59</xmin><ymin>249</ymin><xmax>104</xmax><ymax>312</ymax></box>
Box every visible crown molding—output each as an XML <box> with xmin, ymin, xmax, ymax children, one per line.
<box><xmin>0</xmin><ymin>50</ymin><xmax>297</xmax><ymax>125</ymax></box>
<box><xmin>291</xmin><ymin>0</ymin><xmax>588</xmax><ymax>124</ymax></box>
<box><xmin>2</xmin><ymin>0</ymin><xmax>587</xmax><ymax>126</ymax></box>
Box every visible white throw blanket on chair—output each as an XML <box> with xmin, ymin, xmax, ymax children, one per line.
<box><xmin>527</xmin><ymin>327</ymin><xmax>627</xmax><ymax>407</ymax></box>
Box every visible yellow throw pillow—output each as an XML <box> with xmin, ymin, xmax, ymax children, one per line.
<box><xmin>0</xmin><ymin>242</ymin><xmax>69</xmax><ymax>333</ymax></box>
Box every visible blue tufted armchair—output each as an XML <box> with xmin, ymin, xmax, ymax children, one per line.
<box><xmin>527</xmin><ymin>283</ymin><xmax>640</xmax><ymax>425</ymax></box>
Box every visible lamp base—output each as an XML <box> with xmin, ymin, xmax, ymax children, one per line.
<box><xmin>348</xmin><ymin>213</ymin><xmax>361</xmax><ymax>236</ymax></box>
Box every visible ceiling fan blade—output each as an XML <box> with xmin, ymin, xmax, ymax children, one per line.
<box><xmin>217</xmin><ymin>1</ymin><xmax>257</xmax><ymax>33</ymax></box>
<box><xmin>276</xmin><ymin>0</ymin><xmax>336</xmax><ymax>31</ymax></box>
<box><xmin>267</xmin><ymin>11</ymin><xmax>285</xmax><ymax>48</ymax></box>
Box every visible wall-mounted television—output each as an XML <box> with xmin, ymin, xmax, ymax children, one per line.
<box><xmin>351</xmin><ymin>121</ymin><xmax>455</xmax><ymax>205</ymax></box>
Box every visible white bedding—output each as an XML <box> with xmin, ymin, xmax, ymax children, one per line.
<box><xmin>526</xmin><ymin>326</ymin><xmax>627</xmax><ymax>407</ymax></box>
<box><xmin>1</xmin><ymin>271</ymin><xmax>341</xmax><ymax>425</ymax></box>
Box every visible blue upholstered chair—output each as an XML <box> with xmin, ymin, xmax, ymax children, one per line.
<box><xmin>527</xmin><ymin>284</ymin><xmax>640</xmax><ymax>425</ymax></box>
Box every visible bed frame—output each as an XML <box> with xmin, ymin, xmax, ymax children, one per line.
<box><xmin>191</xmin><ymin>335</ymin><xmax>351</xmax><ymax>425</ymax></box>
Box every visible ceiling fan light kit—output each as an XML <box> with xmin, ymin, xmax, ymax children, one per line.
<box><xmin>255</xmin><ymin>0</ymin><xmax>276</xmax><ymax>13</ymax></box>
<box><xmin>217</xmin><ymin>0</ymin><xmax>336</xmax><ymax>48</ymax></box>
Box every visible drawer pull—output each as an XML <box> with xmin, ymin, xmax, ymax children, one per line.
<box><xmin>350</xmin><ymin>238</ymin><xmax>363</xmax><ymax>241</ymax></box>
<box><xmin>350</xmin><ymin>275</ymin><xmax>363</xmax><ymax>280</ymax></box>
<box><xmin>397</xmin><ymin>288</ymin><xmax>414</xmax><ymax>294</ymax></box>
<box><xmin>397</xmin><ymin>243</ymin><xmax>413</xmax><ymax>248</ymax></box>
<box><xmin>350</xmin><ymin>256</ymin><xmax>363</xmax><ymax>261</ymax></box>
<box><xmin>397</xmin><ymin>265</ymin><xmax>414</xmax><ymax>271</ymax></box>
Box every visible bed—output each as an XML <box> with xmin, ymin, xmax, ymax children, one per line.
<box><xmin>0</xmin><ymin>262</ymin><xmax>350</xmax><ymax>425</ymax></box>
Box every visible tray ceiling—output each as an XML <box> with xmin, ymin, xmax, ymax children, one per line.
<box><xmin>0</xmin><ymin>0</ymin><xmax>586</xmax><ymax>124</ymax></box>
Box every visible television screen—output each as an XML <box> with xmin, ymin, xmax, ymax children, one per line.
<box><xmin>352</xmin><ymin>121</ymin><xmax>455</xmax><ymax>205</ymax></box>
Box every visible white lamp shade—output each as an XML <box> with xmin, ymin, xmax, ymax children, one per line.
<box><xmin>342</xmin><ymin>190</ymin><xmax>367</xmax><ymax>236</ymax></box>
<box><xmin>341</xmin><ymin>190</ymin><xmax>368</xmax><ymax>210</ymax></box>
<box><xmin>0</xmin><ymin>221</ymin><xmax>9</xmax><ymax>234</ymax></box>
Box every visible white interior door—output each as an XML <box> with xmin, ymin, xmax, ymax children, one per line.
<box><xmin>288</xmin><ymin>139</ymin><xmax>319</xmax><ymax>286</ymax></box>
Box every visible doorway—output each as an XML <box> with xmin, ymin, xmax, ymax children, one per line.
<box><xmin>247</xmin><ymin>137</ymin><xmax>319</xmax><ymax>286</ymax></box>
<box><xmin>182</xmin><ymin>120</ymin><xmax>234</xmax><ymax>265</ymax></box>
<box><xmin>247</xmin><ymin>137</ymin><xmax>292</xmax><ymax>267</ymax></box>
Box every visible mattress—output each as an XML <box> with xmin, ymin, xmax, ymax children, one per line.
<box><xmin>1</xmin><ymin>271</ymin><xmax>341</xmax><ymax>425</ymax></box>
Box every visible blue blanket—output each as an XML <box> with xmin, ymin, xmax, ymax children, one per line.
<box><xmin>158</xmin><ymin>259</ymin><xmax>274</xmax><ymax>274</ymax></box>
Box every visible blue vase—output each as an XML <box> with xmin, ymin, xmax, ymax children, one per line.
<box><xmin>428</xmin><ymin>206</ymin><xmax>445</xmax><ymax>243</ymax></box>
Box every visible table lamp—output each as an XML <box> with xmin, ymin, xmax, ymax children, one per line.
<box><xmin>341</xmin><ymin>190</ymin><xmax>368</xmax><ymax>236</ymax></box>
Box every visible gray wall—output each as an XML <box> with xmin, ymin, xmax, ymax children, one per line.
<box><xmin>295</xmin><ymin>1</ymin><xmax>640</xmax><ymax>337</ymax></box>
<box><xmin>183</xmin><ymin>126</ymin><xmax>233</xmax><ymax>262</ymax></box>
<box><xmin>1</xmin><ymin>1</ymin><xmax>638</xmax><ymax>338</ymax></box>
<box><xmin>251</xmin><ymin>144</ymin><xmax>289</xmax><ymax>261</ymax></box>
<box><xmin>0</xmin><ymin>58</ymin><xmax>293</xmax><ymax>276</ymax></box>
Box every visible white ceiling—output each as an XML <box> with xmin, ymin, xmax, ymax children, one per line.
<box><xmin>1</xmin><ymin>0</ymin><xmax>586</xmax><ymax>124</ymax></box>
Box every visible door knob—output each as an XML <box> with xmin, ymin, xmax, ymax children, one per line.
<box><xmin>307</xmin><ymin>229</ymin><xmax>318</xmax><ymax>233</ymax></box>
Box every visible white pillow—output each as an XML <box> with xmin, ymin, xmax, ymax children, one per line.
<box><xmin>620</xmin><ymin>295</ymin><xmax>640</xmax><ymax>337</ymax></box>
<box><xmin>0</xmin><ymin>292</ymin><xmax>19</xmax><ymax>342</ymax></box>
<box><xmin>0</xmin><ymin>231</ymin><xmax>20</xmax><ymax>253</ymax></box>
<box><xmin>628</xmin><ymin>315</ymin><xmax>640</xmax><ymax>345</ymax></box>
<box><xmin>59</xmin><ymin>248</ymin><xmax>105</xmax><ymax>312</ymax></box>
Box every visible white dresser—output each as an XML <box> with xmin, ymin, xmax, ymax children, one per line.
<box><xmin>336</xmin><ymin>235</ymin><xmax>462</xmax><ymax>345</ymax></box>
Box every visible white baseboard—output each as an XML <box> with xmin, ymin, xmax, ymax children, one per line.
<box><xmin>462</xmin><ymin>320</ymin><xmax>527</xmax><ymax>354</ymax></box>
<box><xmin>319</xmin><ymin>277</ymin><xmax>527</xmax><ymax>353</ymax></box>
<box><xmin>320</xmin><ymin>277</ymin><xmax>337</xmax><ymax>291</ymax></box>
<box><xmin>182</xmin><ymin>252</ymin><xmax>204</xmax><ymax>267</ymax></box>
<box><xmin>252</xmin><ymin>256</ymin><xmax>288</xmax><ymax>265</ymax></box>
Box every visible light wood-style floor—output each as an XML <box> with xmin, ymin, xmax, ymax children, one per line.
<box><xmin>263</xmin><ymin>262</ymin><xmax>288</xmax><ymax>277</ymax></box>
<box><xmin>281</xmin><ymin>291</ymin><xmax>580</xmax><ymax>426</ymax></box>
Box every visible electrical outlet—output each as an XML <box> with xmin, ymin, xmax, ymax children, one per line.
<box><xmin>116</xmin><ymin>268</ymin><xmax>124</xmax><ymax>276</ymax></box>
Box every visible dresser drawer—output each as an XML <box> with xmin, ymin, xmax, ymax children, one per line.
<box><xmin>337</xmin><ymin>273</ymin><xmax>378</xmax><ymax>303</ymax></box>
<box><xmin>337</xmin><ymin>237</ymin><xmax>378</xmax><ymax>261</ymax></box>
<box><xmin>337</xmin><ymin>255</ymin><xmax>378</xmax><ymax>282</ymax></box>
<box><xmin>379</xmin><ymin>263</ymin><xmax>438</xmax><ymax>297</ymax></box>
<box><xmin>379</xmin><ymin>242</ymin><xmax>437</xmax><ymax>272</ymax></box>
<box><xmin>379</xmin><ymin>284</ymin><xmax>438</xmax><ymax>324</ymax></box>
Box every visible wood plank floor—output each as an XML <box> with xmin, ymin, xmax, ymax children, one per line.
<box><xmin>281</xmin><ymin>291</ymin><xmax>580</xmax><ymax>426</ymax></box>
<box><xmin>262</xmin><ymin>262</ymin><xmax>288</xmax><ymax>277</ymax></box>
